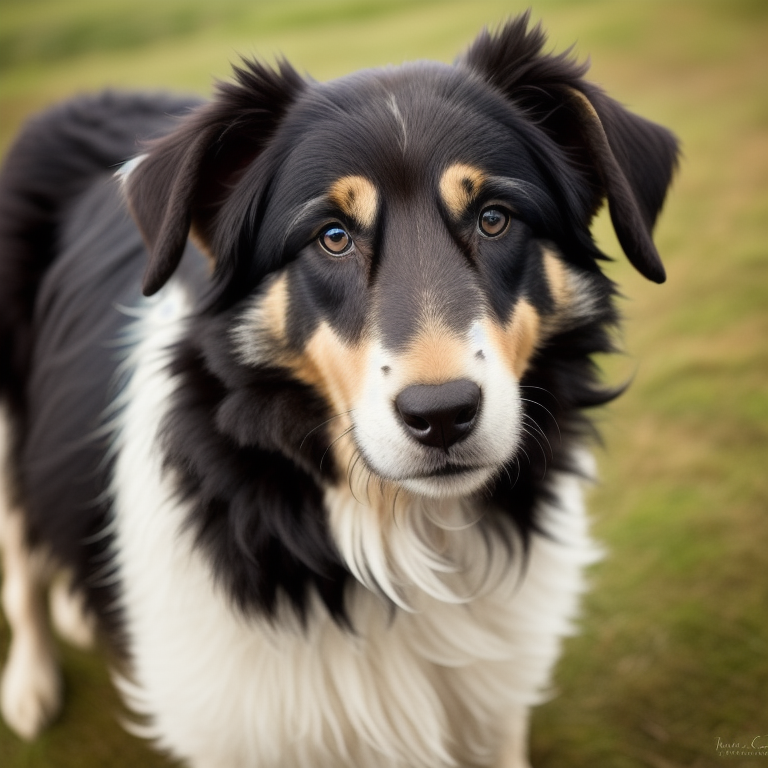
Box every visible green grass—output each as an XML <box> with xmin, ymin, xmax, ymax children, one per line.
<box><xmin>1</xmin><ymin>0</ymin><xmax>766</xmax><ymax>766</ymax></box>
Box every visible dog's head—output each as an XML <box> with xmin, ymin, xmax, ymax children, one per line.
<box><xmin>125</xmin><ymin>14</ymin><xmax>677</xmax><ymax>507</ymax></box>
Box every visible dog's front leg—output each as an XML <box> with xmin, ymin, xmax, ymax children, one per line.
<box><xmin>495</xmin><ymin>707</ymin><xmax>533</xmax><ymax>768</ymax></box>
<box><xmin>0</xmin><ymin>507</ymin><xmax>61</xmax><ymax>739</ymax></box>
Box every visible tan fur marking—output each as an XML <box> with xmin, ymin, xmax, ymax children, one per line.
<box><xmin>543</xmin><ymin>249</ymin><xmax>570</xmax><ymax>308</ymax></box>
<box><xmin>286</xmin><ymin>323</ymin><xmax>371</xmax><ymax>479</ymax></box>
<box><xmin>486</xmin><ymin>300</ymin><xmax>542</xmax><ymax>380</ymax></box>
<box><xmin>328</xmin><ymin>176</ymin><xmax>378</xmax><ymax>229</ymax></box>
<box><xmin>399</xmin><ymin>321</ymin><xmax>469</xmax><ymax>386</ymax></box>
<box><xmin>439</xmin><ymin>163</ymin><xmax>487</xmax><ymax>219</ymax></box>
<box><xmin>259</xmin><ymin>274</ymin><xmax>289</xmax><ymax>343</ymax></box>
<box><xmin>289</xmin><ymin>322</ymin><xmax>369</xmax><ymax>415</ymax></box>
<box><xmin>234</xmin><ymin>274</ymin><xmax>290</xmax><ymax>367</ymax></box>
<box><xmin>541</xmin><ymin>247</ymin><xmax>599</xmax><ymax>335</ymax></box>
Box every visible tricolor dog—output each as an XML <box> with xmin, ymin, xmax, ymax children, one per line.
<box><xmin>0</xmin><ymin>14</ymin><xmax>677</xmax><ymax>767</ymax></box>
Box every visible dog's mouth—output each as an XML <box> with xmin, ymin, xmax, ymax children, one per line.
<box><xmin>399</xmin><ymin>461</ymin><xmax>497</xmax><ymax>499</ymax></box>
<box><xmin>413</xmin><ymin>462</ymin><xmax>488</xmax><ymax>479</ymax></box>
<box><xmin>353</xmin><ymin>439</ymin><xmax>488</xmax><ymax>482</ymax></box>
<box><xmin>348</xmin><ymin>420</ymin><xmax>507</xmax><ymax>499</ymax></box>
<box><xmin>358</xmin><ymin>449</ymin><xmax>495</xmax><ymax>498</ymax></box>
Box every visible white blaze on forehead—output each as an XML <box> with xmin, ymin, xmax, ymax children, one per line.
<box><xmin>385</xmin><ymin>94</ymin><xmax>408</xmax><ymax>153</ymax></box>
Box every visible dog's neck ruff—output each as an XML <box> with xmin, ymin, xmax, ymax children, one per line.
<box><xmin>326</xmin><ymin>484</ymin><xmax>518</xmax><ymax>611</ymax></box>
<box><xmin>107</xmin><ymin>280</ymin><xmax>600</xmax><ymax>767</ymax></box>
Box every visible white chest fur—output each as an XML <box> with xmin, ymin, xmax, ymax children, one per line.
<box><xmin>110</xmin><ymin>285</ymin><xmax>599</xmax><ymax>768</ymax></box>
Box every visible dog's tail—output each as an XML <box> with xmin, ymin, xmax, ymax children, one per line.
<box><xmin>0</xmin><ymin>91</ymin><xmax>199</xmax><ymax>407</ymax></box>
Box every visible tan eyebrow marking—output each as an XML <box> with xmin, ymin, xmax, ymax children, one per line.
<box><xmin>439</xmin><ymin>163</ymin><xmax>487</xmax><ymax>218</ymax></box>
<box><xmin>328</xmin><ymin>175</ymin><xmax>379</xmax><ymax>229</ymax></box>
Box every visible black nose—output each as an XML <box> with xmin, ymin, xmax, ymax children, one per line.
<box><xmin>395</xmin><ymin>379</ymin><xmax>481</xmax><ymax>451</ymax></box>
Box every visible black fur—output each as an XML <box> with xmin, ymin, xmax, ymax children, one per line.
<box><xmin>0</xmin><ymin>14</ymin><xmax>678</xmax><ymax>642</ymax></box>
<box><xmin>0</xmin><ymin>93</ymin><xmax>200</xmax><ymax>634</ymax></box>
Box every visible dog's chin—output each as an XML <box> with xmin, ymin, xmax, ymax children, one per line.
<box><xmin>353</xmin><ymin>435</ymin><xmax>516</xmax><ymax>501</ymax></box>
<box><xmin>396</xmin><ymin>465</ymin><xmax>496</xmax><ymax>500</ymax></box>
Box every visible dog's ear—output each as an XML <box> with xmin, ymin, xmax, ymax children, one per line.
<box><xmin>460</xmin><ymin>13</ymin><xmax>679</xmax><ymax>283</ymax></box>
<box><xmin>123</xmin><ymin>59</ymin><xmax>304</xmax><ymax>296</ymax></box>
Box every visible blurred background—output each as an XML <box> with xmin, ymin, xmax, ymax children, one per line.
<box><xmin>0</xmin><ymin>0</ymin><xmax>765</xmax><ymax>766</ymax></box>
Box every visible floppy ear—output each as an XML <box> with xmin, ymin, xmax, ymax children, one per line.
<box><xmin>123</xmin><ymin>59</ymin><xmax>304</xmax><ymax>296</ymax></box>
<box><xmin>461</xmin><ymin>13</ymin><xmax>679</xmax><ymax>283</ymax></box>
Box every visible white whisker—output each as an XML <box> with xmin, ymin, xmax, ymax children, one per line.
<box><xmin>319</xmin><ymin>426</ymin><xmax>354</xmax><ymax>474</ymax></box>
<box><xmin>520</xmin><ymin>426</ymin><xmax>548</xmax><ymax>480</ymax></box>
<box><xmin>520</xmin><ymin>397</ymin><xmax>562</xmax><ymax>443</ymax></box>
<box><xmin>522</xmin><ymin>413</ymin><xmax>554</xmax><ymax>459</ymax></box>
<box><xmin>300</xmin><ymin>409</ymin><xmax>355</xmax><ymax>451</ymax></box>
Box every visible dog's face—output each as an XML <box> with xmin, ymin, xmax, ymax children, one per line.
<box><xmin>228</xmin><ymin>64</ymin><xmax>603</xmax><ymax>499</ymax></box>
<box><xmin>125</xmin><ymin>19</ymin><xmax>678</xmax><ymax>504</ymax></box>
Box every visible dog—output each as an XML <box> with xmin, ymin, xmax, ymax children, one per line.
<box><xmin>0</xmin><ymin>13</ymin><xmax>677</xmax><ymax>768</ymax></box>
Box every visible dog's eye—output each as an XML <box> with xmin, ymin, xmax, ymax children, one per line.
<box><xmin>319</xmin><ymin>225</ymin><xmax>353</xmax><ymax>256</ymax></box>
<box><xmin>478</xmin><ymin>206</ymin><xmax>510</xmax><ymax>238</ymax></box>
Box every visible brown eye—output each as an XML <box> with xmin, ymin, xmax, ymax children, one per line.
<box><xmin>319</xmin><ymin>225</ymin><xmax>353</xmax><ymax>256</ymax></box>
<box><xmin>478</xmin><ymin>206</ymin><xmax>510</xmax><ymax>238</ymax></box>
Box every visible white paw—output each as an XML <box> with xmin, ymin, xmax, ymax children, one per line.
<box><xmin>50</xmin><ymin>577</ymin><xmax>96</xmax><ymax>650</ymax></box>
<box><xmin>1</xmin><ymin>636</ymin><xmax>62</xmax><ymax>740</ymax></box>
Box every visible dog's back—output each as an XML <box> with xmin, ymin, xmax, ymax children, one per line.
<box><xmin>0</xmin><ymin>91</ymin><xmax>200</xmax><ymax>403</ymax></box>
<box><xmin>0</xmin><ymin>92</ymin><xmax>199</xmax><ymax>627</ymax></box>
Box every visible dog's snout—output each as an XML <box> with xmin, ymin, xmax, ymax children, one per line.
<box><xmin>395</xmin><ymin>379</ymin><xmax>481</xmax><ymax>451</ymax></box>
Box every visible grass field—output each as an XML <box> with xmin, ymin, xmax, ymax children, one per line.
<box><xmin>1</xmin><ymin>0</ymin><xmax>766</xmax><ymax>766</ymax></box>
